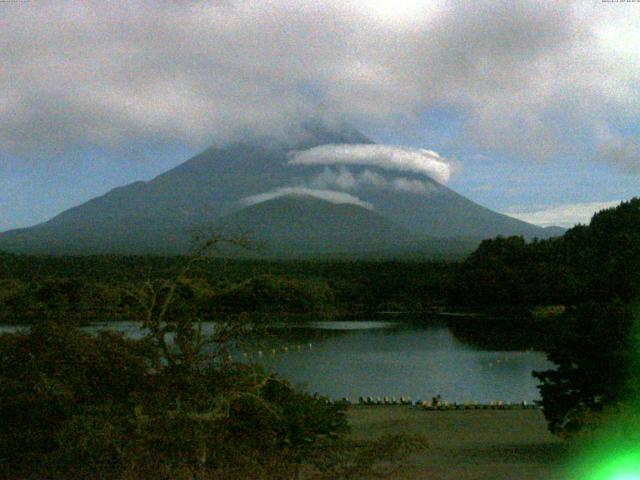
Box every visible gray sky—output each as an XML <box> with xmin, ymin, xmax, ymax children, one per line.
<box><xmin>1</xmin><ymin>0</ymin><xmax>638</xmax><ymax>230</ymax></box>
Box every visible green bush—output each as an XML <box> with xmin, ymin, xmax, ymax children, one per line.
<box><xmin>212</xmin><ymin>274</ymin><xmax>336</xmax><ymax>314</ymax></box>
<box><xmin>0</xmin><ymin>320</ymin><xmax>350</xmax><ymax>479</ymax></box>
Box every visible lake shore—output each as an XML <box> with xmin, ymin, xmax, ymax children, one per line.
<box><xmin>344</xmin><ymin>405</ymin><xmax>569</xmax><ymax>480</ymax></box>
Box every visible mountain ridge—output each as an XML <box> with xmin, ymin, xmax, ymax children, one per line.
<box><xmin>0</xmin><ymin>124</ymin><xmax>564</xmax><ymax>256</ymax></box>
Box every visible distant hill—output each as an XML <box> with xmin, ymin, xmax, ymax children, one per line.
<box><xmin>215</xmin><ymin>194</ymin><xmax>417</xmax><ymax>254</ymax></box>
<box><xmin>0</xmin><ymin>123</ymin><xmax>562</xmax><ymax>257</ymax></box>
<box><xmin>542</xmin><ymin>226</ymin><xmax>567</xmax><ymax>237</ymax></box>
<box><xmin>212</xmin><ymin>194</ymin><xmax>478</xmax><ymax>258</ymax></box>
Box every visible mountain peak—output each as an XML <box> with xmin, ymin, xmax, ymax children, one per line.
<box><xmin>0</xmin><ymin>123</ymin><xmax>559</xmax><ymax>256</ymax></box>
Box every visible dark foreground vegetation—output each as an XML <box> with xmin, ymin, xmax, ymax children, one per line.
<box><xmin>0</xmin><ymin>319</ymin><xmax>431</xmax><ymax>479</ymax></box>
<box><xmin>0</xmin><ymin>244</ymin><xmax>427</xmax><ymax>479</ymax></box>
<box><xmin>0</xmin><ymin>253</ymin><xmax>458</xmax><ymax>325</ymax></box>
<box><xmin>0</xmin><ymin>198</ymin><xmax>638</xmax><ymax>477</ymax></box>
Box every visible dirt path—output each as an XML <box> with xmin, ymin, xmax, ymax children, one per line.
<box><xmin>347</xmin><ymin>406</ymin><xmax>569</xmax><ymax>479</ymax></box>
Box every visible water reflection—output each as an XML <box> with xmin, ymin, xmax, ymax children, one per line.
<box><xmin>255</xmin><ymin>324</ymin><xmax>551</xmax><ymax>403</ymax></box>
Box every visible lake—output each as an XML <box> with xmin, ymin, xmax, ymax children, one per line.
<box><xmin>0</xmin><ymin>320</ymin><xmax>553</xmax><ymax>403</ymax></box>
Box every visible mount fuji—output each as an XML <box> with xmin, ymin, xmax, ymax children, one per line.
<box><xmin>0</xmin><ymin>124</ymin><xmax>562</xmax><ymax>257</ymax></box>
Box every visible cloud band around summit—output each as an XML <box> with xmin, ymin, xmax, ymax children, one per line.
<box><xmin>287</xmin><ymin>144</ymin><xmax>454</xmax><ymax>184</ymax></box>
<box><xmin>239</xmin><ymin>187</ymin><xmax>373</xmax><ymax>210</ymax></box>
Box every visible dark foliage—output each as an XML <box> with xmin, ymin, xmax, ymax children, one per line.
<box><xmin>0</xmin><ymin>256</ymin><xmax>457</xmax><ymax>325</ymax></box>
<box><xmin>454</xmin><ymin>198</ymin><xmax>640</xmax><ymax>307</ymax></box>
<box><xmin>0</xmin><ymin>320</ymin><xmax>350</xmax><ymax>479</ymax></box>
<box><xmin>450</xmin><ymin>198</ymin><xmax>640</xmax><ymax>435</ymax></box>
<box><xmin>533</xmin><ymin>302</ymin><xmax>638</xmax><ymax>435</ymax></box>
<box><xmin>0</xmin><ymin>321</ymin><xmax>151</xmax><ymax>477</ymax></box>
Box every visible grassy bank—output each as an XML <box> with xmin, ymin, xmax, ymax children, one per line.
<box><xmin>343</xmin><ymin>406</ymin><xmax>569</xmax><ymax>480</ymax></box>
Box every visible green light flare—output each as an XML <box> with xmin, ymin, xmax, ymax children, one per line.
<box><xmin>566</xmin><ymin>305</ymin><xmax>640</xmax><ymax>480</ymax></box>
<box><xmin>565</xmin><ymin>440</ymin><xmax>640</xmax><ymax>480</ymax></box>
<box><xmin>585</xmin><ymin>451</ymin><xmax>640</xmax><ymax>480</ymax></box>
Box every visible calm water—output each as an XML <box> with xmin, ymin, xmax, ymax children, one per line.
<box><xmin>0</xmin><ymin>321</ymin><xmax>552</xmax><ymax>403</ymax></box>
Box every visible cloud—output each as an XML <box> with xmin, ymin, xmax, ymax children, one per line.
<box><xmin>0</xmin><ymin>0</ymin><xmax>637</xmax><ymax>171</ymax></box>
<box><xmin>238</xmin><ymin>187</ymin><xmax>373</xmax><ymax>209</ymax></box>
<box><xmin>505</xmin><ymin>200</ymin><xmax>621</xmax><ymax>228</ymax></box>
<box><xmin>310</xmin><ymin>167</ymin><xmax>361</xmax><ymax>190</ymax></box>
<box><xmin>289</xmin><ymin>144</ymin><xmax>453</xmax><ymax>183</ymax></box>
<box><xmin>309</xmin><ymin>166</ymin><xmax>437</xmax><ymax>195</ymax></box>
<box><xmin>0</xmin><ymin>1</ymin><xmax>637</xmax><ymax>165</ymax></box>
<box><xmin>391</xmin><ymin>177</ymin><xmax>435</xmax><ymax>195</ymax></box>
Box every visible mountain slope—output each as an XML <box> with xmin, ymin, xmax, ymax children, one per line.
<box><xmin>0</xmin><ymin>124</ymin><xmax>561</xmax><ymax>256</ymax></box>
<box><xmin>214</xmin><ymin>194</ymin><xmax>432</xmax><ymax>256</ymax></box>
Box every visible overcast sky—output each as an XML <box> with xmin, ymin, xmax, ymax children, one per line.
<box><xmin>1</xmin><ymin>0</ymin><xmax>638</xmax><ymax>231</ymax></box>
